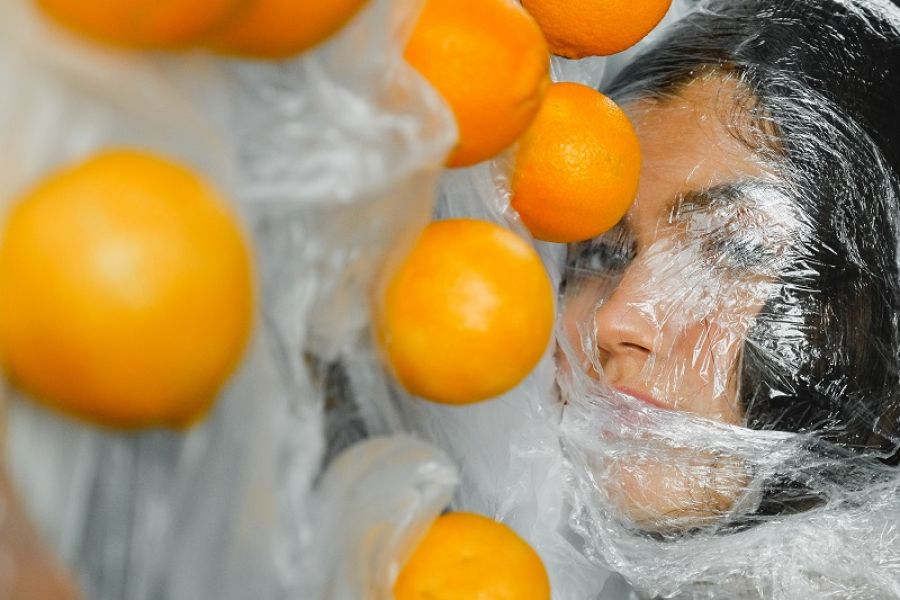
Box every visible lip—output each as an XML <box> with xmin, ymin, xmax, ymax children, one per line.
<box><xmin>614</xmin><ymin>386</ymin><xmax>673</xmax><ymax>411</ymax></box>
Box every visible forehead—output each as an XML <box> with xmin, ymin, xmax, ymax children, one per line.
<box><xmin>622</xmin><ymin>75</ymin><xmax>769</xmax><ymax>240</ymax></box>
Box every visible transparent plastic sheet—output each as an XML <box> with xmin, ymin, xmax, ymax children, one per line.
<box><xmin>0</xmin><ymin>0</ymin><xmax>456</xmax><ymax>598</ymax></box>
<box><xmin>380</xmin><ymin>0</ymin><xmax>900</xmax><ymax>598</ymax></box>
<box><xmin>557</xmin><ymin>0</ymin><xmax>900</xmax><ymax>598</ymax></box>
<box><xmin>369</xmin><ymin>3</ymin><xmax>696</xmax><ymax>598</ymax></box>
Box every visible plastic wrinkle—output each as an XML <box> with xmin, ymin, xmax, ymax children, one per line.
<box><xmin>0</xmin><ymin>0</ymin><xmax>455</xmax><ymax>598</ymax></box>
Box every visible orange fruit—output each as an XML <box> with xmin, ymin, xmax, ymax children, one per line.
<box><xmin>394</xmin><ymin>512</ymin><xmax>550</xmax><ymax>600</ymax></box>
<box><xmin>511</xmin><ymin>82</ymin><xmax>641</xmax><ymax>243</ymax></box>
<box><xmin>0</xmin><ymin>149</ymin><xmax>255</xmax><ymax>429</ymax></box>
<box><xmin>210</xmin><ymin>0</ymin><xmax>371</xmax><ymax>59</ymax></box>
<box><xmin>522</xmin><ymin>0</ymin><xmax>672</xmax><ymax>58</ymax></box>
<box><xmin>375</xmin><ymin>219</ymin><xmax>554</xmax><ymax>405</ymax></box>
<box><xmin>35</xmin><ymin>0</ymin><xmax>243</xmax><ymax>48</ymax></box>
<box><xmin>404</xmin><ymin>0</ymin><xmax>550</xmax><ymax>168</ymax></box>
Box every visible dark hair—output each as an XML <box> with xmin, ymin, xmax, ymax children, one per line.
<box><xmin>608</xmin><ymin>0</ymin><xmax>900</xmax><ymax>511</ymax></box>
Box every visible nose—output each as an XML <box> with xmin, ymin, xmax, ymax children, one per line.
<box><xmin>594</xmin><ymin>273</ymin><xmax>656</xmax><ymax>374</ymax></box>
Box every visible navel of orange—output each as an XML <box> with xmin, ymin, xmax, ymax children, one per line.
<box><xmin>394</xmin><ymin>512</ymin><xmax>551</xmax><ymax>600</ymax></box>
<box><xmin>0</xmin><ymin>149</ymin><xmax>255</xmax><ymax>429</ymax></box>
<box><xmin>404</xmin><ymin>0</ymin><xmax>551</xmax><ymax>168</ymax></box>
<box><xmin>375</xmin><ymin>219</ymin><xmax>555</xmax><ymax>405</ymax></box>
<box><xmin>35</xmin><ymin>0</ymin><xmax>243</xmax><ymax>48</ymax></box>
<box><xmin>209</xmin><ymin>0</ymin><xmax>371</xmax><ymax>59</ymax></box>
<box><xmin>522</xmin><ymin>0</ymin><xmax>673</xmax><ymax>58</ymax></box>
<box><xmin>511</xmin><ymin>82</ymin><xmax>641</xmax><ymax>244</ymax></box>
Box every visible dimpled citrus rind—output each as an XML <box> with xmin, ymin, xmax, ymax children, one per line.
<box><xmin>394</xmin><ymin>512</ymin><xmax>551</xmax><ymax>600</ymax></box>
<box><xmin>376</xmin><ymin>219</ymin><xmax>555</xmax><ymax>405</ymax></box>
<box><xmin>512</xmin><ymin>82</ymin><xmax>641</xmax><ymax>243</ymax></box>
<box><xmin>522</xmin><ymin>0</ymin><xmax>673</xmax><ymax>58</ymax></box>
<box><xmin>405</xmin><ymin>0</ymin><xmax>551</xmax><ymax>167</ymax></box>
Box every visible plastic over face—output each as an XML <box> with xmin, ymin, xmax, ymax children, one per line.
<box><xmin>555</xmin><ymin>0</ymin><xmax>900</xmax><ymax>596</ymax></box>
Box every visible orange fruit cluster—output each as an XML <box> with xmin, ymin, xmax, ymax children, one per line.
<box><xmin>375</xmin><ymin>219</ymin><xmax>554</xmax><ymax>405</ymax></box>
<box><xmin>0</xmin><ymin>150</ymin><xmax>255</xmax><ymax>429</ymax></box>
<box><xmin>34</xmin><ymin>0</ymin><xmax>370</xmax><ymax>58</ymax></box>
<box><xmin>522</xmin><ymin>0</ymin><xmax>673</xmax><ymax>58</ymax></box>
<box><xmin>404</xmin><ymin>0</ymin><xmax>550</xmax><ymax>168</ymax></box>
<box><xmin>394</xmin><ymin>512</ymin><xmax>550</xmax><ymax>600</ymax></box>
<box><xmin>511</xmin><ymin>82</ymin><xmax>641</xmax><ymax>243</ymax></box>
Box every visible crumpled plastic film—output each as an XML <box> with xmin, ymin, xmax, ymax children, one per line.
<box><xmin>0</xmin><ymin>0</ymin><xmax>455</xmax><ymax>598</ymax></box>
<box><xmin>382</xmin><ymin>0</ymin><xmax>900</xmax><ymax>598</ymax></box>
<box><xmin>374</xmin><ymin>4</ymin><xmax>694</xmax><ymax>600</ymax></box>
<box><xmin>305</xmin><ymin>436</ymin><xmax>457</xmax><ymax>600</ymax></box>
<box><xmin>556</xmin><ymin>0</ymin><xmax>900</xmax><ymax>598</ymax></box>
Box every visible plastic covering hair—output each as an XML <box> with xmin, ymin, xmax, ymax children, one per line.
<box><xmin>560</xmin><ymin>0</ymin><xmax>900</xmax><ymax>597</ymax></box>
<box><xmin>389</xmin><ymin>0</ymin><xmax>900</xmax><ymax>598</ymax></box>
<box><xmin>6</xmin><ymin>0</ymin><xmax>900</xmax><ymax>598</ymax></box>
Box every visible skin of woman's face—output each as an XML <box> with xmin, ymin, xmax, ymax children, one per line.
<box><xmin>561</xmin><ymin>75</ymin><xmax>786</xmax><ymax>529</ymax></box>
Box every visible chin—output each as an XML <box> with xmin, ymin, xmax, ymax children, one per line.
<box><xmin>605</xmin><ymin>451</ymin><xmax>750</xmax><ymax>532</ymax></box>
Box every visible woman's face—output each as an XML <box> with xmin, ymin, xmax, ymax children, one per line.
<box><xmin>560</xmin><ymin>75</ymin><xmax>794</xmax><ymax>529</ymax></box>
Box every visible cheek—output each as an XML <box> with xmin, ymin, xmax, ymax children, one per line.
<box><xmin>666</xmin><ymin>318</ymin><xmax>747</xmax><ymax>417</ymax></box>
<box><xmin>643</xmin><ymin>296</ymin><xmax>759</xmax><ymax>423</ymax></box>
<box><xmin>606</xmin><ymin>449</ymin><xmax>749</xmax><ymax>530</ymax></box>
<box><xmin>559</xmin><ymin>279</ymin><xmax>609</xmax><ymax>376</ymax></box>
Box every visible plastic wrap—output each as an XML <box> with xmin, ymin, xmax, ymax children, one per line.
<box><xmin>0</xmin><ymin>0</ymin><xmax>456</xmax><ymax>597</ymax></box>
<box><xmin>385</xmin><ymin>0</ymin><xmax>900</xmax><ymax>598</ymax></box>
<box><xmin>557</xmin><ymin>0</ymin><xmax>900</xmax><ymax>597</ymax></box>
<box><xmin>11</xmin><ymin>0</ymin><xmax>900</xmax><ymax>597</ymax></box>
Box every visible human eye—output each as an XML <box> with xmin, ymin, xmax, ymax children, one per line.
<box><xmin>569</xmin><ymin>232</ymin><xmax>637</xmax><ymax>275</ymax></box>
<box><xmin>674</xmin><ymin>183</ymin><xmax>787</xmax><ymax>274</ymax></box>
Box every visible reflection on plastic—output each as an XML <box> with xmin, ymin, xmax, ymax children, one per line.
<box><xmin>557</xmin><ymin>0</ymin><xmax>900</xmax><ymax>597</ymax></box>
<box><xmin>0</xmin><ymin>0</ymin><xmax>454</xmax><ymax>598</ymax></box>
<box><xmin>306</xmin><ymin>437</ymin><xmax>457</xmax><ymax>600</ymax></box>
<box><xmin>388</xmin><ymin>0</ymin><xmax>900</xmax><ymax>598</ymax></box>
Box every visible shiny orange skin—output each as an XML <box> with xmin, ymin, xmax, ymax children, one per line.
<box><xmin>522</xmin><ymin>0</ymin><xmax>672</xmax><ymax>58</ymax></box>
<box><xmin>35</xmin><ymin>0</ymin><xmax>243</xmax><ymax>48</ymax></box>
<box><xmin>376</xmin><ymin>219</ymin><xmax>554</xmax><ymax>405</ymax></box>
<box><xmin>394</xmin><ymin>512</ymin><xmax>551</xmax><ymax>600</ymax></box>
<box><xmin>511</xmin><ymin>82</ymin><xmax>641</xmax><ymax>243</ymax></box>
<box><xmin>0</xmin><ymin>150</ymin><xmax>255</xmax><ymax>429</ymax></box>
<box><xmin>210</xmin><ymin>0</ymin><xmax>370</xmax><ymax>59</ymax></box>
<box><xmin>404</xmin><ymin>0</ymin><xmax>550</xmax><ymax>168</ymax></box>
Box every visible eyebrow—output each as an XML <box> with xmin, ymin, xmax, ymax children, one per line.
<box><xmin>667</xmin><ymin>179</ymin><xmax>785</xmax><ymax>219</ymax></box>
<box><xmin>614</xmin><ymin>179</ymin><xmax>784</xmax><ymax>250</ymax></box>
<box><xmin>670</xmin><ymin>183</ymin><xmax>735</xmax><ymax>216</ymax></box>
<box><xmin>616</xmin><ymin>184</ymin><xmax>725</xmax><ymax>235</ymax></box>
<box><xmin>610</xmin><ymin>179</ymin><xmax>786</xmax><ymax>251</ymax></box>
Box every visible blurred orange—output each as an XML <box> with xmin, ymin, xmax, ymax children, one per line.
<box><xmin>210</xmin><ymin>0</ymin><xmax>371</xmax><ymax>59</ymax></box>
<box><xmin>35</xmin><ymin>0</ymin><xmax>242</xmax><ymax>48</ymax></box>
<box><xmin>512</xmin><ymin>82</ymin><xmax>641</xmax><ymax>243</ymax></box>
<box><xmin>521</xmin><ymin>0</ymin><xmax>672</xmax><ymax>58</ymax></box>
<box><xmin>404</xmin><ymin>0</ymin><xmax>550</xmax><ymax>168</ymax></box>
<box><xmin>0</xmin><ymin>149</ymin><xmax>255</xmax><ymax>429</ymax></box>
<box><xmin>394</xmin><ymin>512</ymin><xmax>551</xmax><ymax>600</ymax></box>
<box><xmin>375</xmin><ymin>219</ymin><xmax>554</xmax><ymax>405</ymax></box>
